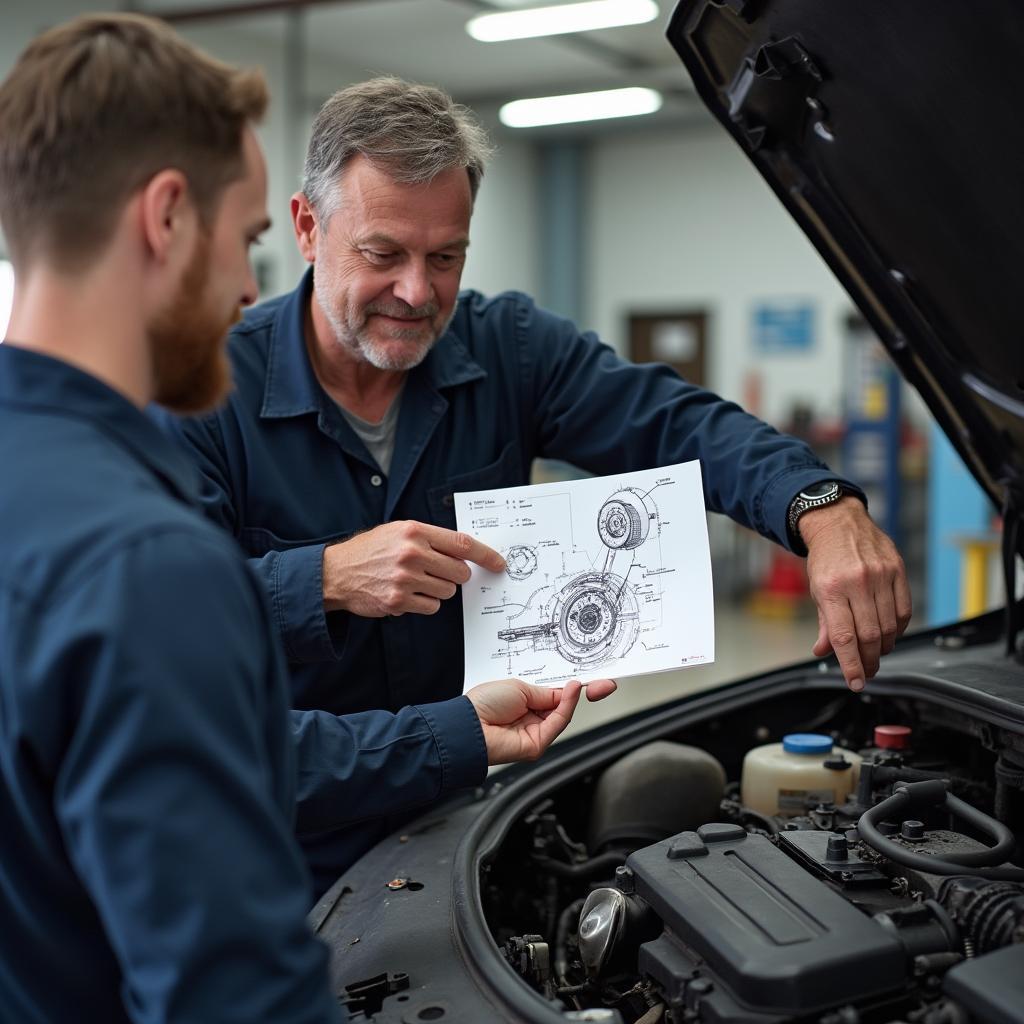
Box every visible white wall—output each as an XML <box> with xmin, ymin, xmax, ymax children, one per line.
<box><xmin>587</xmin><ymin>126</ymin><xmax>854</xmax><ymax>429</ymax></box>
<box><xmin>178</xmin><ymin>22</ymin><xmax>540</xmax><ymax>302</ymax></box>
<box><xmin>0</xmin><ymin>4</ymin><xmax>909</xmax><ymax>434</ymax></box>
<box><xmin>462</xmin><ymin>138</ymin><xmax>540</xmax><ymax>299</ymax></box>
<box><xmin>0</xmin><ymin>6</ymin><xmax>535</xmax><ymax>305</ymax></box>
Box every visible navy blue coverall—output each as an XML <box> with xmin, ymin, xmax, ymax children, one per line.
<box><xmin>153</xmin><ymin>272</ymin><xmax>863</xmax><ymax>890</ymax></box>
<box><xmin>154</xmin><ymin>269</ymin><xmax>861</xmax><ymax>719</ymax></box>
<box><xmin>0</xmin><ymin>344</ymin><xmax>486</xmax><ymax>1023</ymax></box>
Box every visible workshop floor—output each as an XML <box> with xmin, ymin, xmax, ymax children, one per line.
<box><xmin>555</xmin><ymin>599</ymin><xmax>817</xmax><ymax>742</ymax></box>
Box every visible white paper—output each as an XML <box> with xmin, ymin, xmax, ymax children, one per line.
<box><xmin>455</xmin><ymin>460</ymin><xmax>714</xmax><ymax>689</ymax></box>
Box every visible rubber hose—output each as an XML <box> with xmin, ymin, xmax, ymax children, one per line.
<box><xmin>554</xmin><ymin>898</ymin><xmax>586</xmax><ymax>983</ymax></box>
<box><xmin>944</xmin><ymin>793</ymin><xmax>1017</xmax><ymax>865</ymax></box>
<box><xmin>859</xmin><ymin>785</ymin><xmax>1024</xmax><ymax>881</ymax></box>
<box><xmin>530</xmin><ymin>850</ymin><xmax>626</xmax><ymax>880</ymax></box>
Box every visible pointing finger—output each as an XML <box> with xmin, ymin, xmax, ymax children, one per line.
<box><xmin>425</xmin><ymin>525</ymin><xmax>506</xmax><ymax>573</ymax></box>
<box><xmin>822</xmin><ymin>597</ymin><xmax>866</xmax><ymax>692</ymax></box>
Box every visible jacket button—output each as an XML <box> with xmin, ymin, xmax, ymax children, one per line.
<box><xmin>442</xmin><ymin>494</ymin><xmax>454</xmax><ymax>508</ymax></box>
<box><xmin>370</xmin><ymin>474</ymin><xmax>383</xmax><ymax>487</ymax></box>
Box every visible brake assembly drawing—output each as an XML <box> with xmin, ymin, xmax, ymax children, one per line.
<box><xmin>505</xmin><ymin>544</ymin><xmax>539</xmax><ymax>581</ymax></box>
<box><xmin>497</xmin><ymin>488</ymin><xmax>658</xmax><ymax>670</ymax></box>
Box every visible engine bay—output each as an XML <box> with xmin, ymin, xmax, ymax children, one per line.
<box><xmin>485</xmin><ymin>686</ymin><xmax>1024</xmax><ymax>1024</ymax></box>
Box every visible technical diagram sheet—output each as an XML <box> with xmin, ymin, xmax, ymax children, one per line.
<box><xmin>455</xmin><ymin>460</ymin><xmax>714</xmax><ymax>689</ymax></box>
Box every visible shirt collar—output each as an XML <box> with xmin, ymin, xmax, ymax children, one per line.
<box><xmin>0</xmin><ymin>344</ymin><xmax>201</xmax><ymax>506</ymax></box>
<box><xmin>259</xmin><ymin>268</ymin><xmax>486</xmax><ymax>420</ymax></box>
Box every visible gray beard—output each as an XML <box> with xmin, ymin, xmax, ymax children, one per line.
<box><xmin>316</xmin><ymin>282</ymin><xmax>457</xmax><ymax>372</ymax></box>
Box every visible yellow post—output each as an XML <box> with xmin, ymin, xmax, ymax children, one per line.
<box><xmin>960</xmin><ymin>541</ymin><xmax>989</xmax><ymax>617</ymax></box>
<box><xmin>950</xmin><ymin>532</ymin><xmax>1001</xmax><ymax>618</ymax></box>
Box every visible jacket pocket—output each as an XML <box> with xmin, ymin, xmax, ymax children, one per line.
<box><xmin>425</xmin><ymin>440</ymin><xmax>523</xmax><ymax>528</ymax></box>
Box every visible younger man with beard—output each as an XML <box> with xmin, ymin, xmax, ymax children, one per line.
<box><xmin>0</xmin><ymin>16</ymin><xmax>612</xmax><ymax>1023</ymax></box>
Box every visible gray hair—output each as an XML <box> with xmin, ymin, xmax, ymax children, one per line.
<box><xmin>302</xmin><ymin>76</ymin><xmax>494</xmax><ymax>221</ymax></box>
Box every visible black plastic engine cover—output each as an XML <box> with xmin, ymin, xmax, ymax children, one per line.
<box><xmin>626</xmin><ymin>823</ymin><xmax>905</xmax><ymax>1014</ymax></box>
<box><xmin>942</xmin><ymin>943</ymin><xmax>1024</xmax><ymax>1024</ymax></box>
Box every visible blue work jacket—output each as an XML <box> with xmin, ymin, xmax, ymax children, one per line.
<box><xmin>0</xmin><ymin>344</ymin><xmax>486</xmax><ymax>1023</ymax></box>
<box><xmin>156</xmin><ymin>270</ymin><xmax>858</xmax><ymax>719</ymax></box>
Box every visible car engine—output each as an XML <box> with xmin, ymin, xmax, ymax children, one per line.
<box><xmin>486</xmin><ymin>693</ymin><xmax>1024</xmax><ymax>1024</ymax></box>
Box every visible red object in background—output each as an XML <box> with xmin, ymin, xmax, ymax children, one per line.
<box><xmin>763</xmin><ymin>549</ymin><xmax>808</xmax><ymax>597</ymax></box>
<box><xmin>743</xmin><ymin>370</ymin><xmax>762</xmax><ymax>420</ymax></box>
<box><xmin>874</xmin><ymin>724</ymin><xmax>912</xmax><ymax>750</ymax></box>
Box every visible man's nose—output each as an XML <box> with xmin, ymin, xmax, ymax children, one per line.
<box><xmin>392</xmin><ymin>260</ymin><xmax>433</xmax><ymax>310</ymax></box>
<box><xmin>240</xmin><ymin>262</ymin><xmax>259</xmax><ymax>307</ymax></box>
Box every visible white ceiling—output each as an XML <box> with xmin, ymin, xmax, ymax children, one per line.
<box><xmin>133</xmin><ymin>0</ymin><xmax>705</xmax><ymax>134</ymax></box>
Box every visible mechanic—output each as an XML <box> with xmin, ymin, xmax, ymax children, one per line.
<box><xmin>153</xmin><ymin>77</ymin><xmax>910</xmax><ymax>891</ymax></box>
<box><xmin>155</xmin><ymin>75</ymin><xmax>912</xmax><ymax>717</ymax></box>
<box><xmin>0</xmin><ymin>19</ymin><xmax>614</xmax><ymax>1023</ymax></box>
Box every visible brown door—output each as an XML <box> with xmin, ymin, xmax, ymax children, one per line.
<box><xmin>628</xmin><ymin>310</ymin><xmax>707</xmax><ymax>384</ymax></box>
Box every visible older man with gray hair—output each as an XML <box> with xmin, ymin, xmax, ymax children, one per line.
<box><xmin>155</xmin><ymin>75</ymin><xmax>910</xmax><ymax>893</ymax></box>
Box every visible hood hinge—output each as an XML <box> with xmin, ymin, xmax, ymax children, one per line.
<box><xmin>727</xmin><ymin>36</ymin><xmax>827</xmax><ymax>150</ymax></box>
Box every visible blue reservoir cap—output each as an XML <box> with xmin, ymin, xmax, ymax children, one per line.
<box><xmin>783</xmin><ymin>733</ymin><xmax>834</xmax><ymax>755</ymax></box>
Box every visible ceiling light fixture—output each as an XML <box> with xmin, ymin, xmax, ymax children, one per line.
<box><xmin>467</xmin><ymin>0</ymin><xmax>659</xmax><ymax>43</ymax></box>
<box><xmin>499</xmin><ymin>86</ymin><xmax>663</xmax><ymax>127</ymax></box>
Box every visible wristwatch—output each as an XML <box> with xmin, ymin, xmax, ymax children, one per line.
<box><xmin>786</xmin><ymin>480</ymin><xmax>846</xmax><ymax>546</ymax></box>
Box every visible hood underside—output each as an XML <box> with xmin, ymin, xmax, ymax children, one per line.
<box><xmin>667</xmin><ymin>0</ymin><xmax>1024</xmax><ymax>518</ymax></box>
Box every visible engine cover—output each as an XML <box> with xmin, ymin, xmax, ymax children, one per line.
<box><xmin>626</xmin><ymin>823</ymin><xmax>906</xmax><ymax>1016</ymax></box>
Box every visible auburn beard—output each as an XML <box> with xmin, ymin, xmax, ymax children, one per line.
<box><xmin>149</xmin><ymin>232</ymin><xmax>240</xmax><ymax>414</ymax></box>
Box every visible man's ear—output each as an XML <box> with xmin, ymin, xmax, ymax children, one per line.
<box><xmin>139</xmin><ymin>170</ymin><xmax>194</xmax><ymax>265</ymax></box>
<box><xmin>291</xmin><ymin>191</ymin><xmax>321</xmax><ymax>263</ymax></box>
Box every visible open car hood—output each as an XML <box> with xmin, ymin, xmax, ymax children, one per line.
<box><xmin>667</xmin><ymin>0</ymin><xmax>1024</xmax><ymax>525</ymax></box>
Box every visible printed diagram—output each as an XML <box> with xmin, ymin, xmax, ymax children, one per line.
<box><xmin>505</xmin><ymin>544</ymin><xmax>539</xmax><ymax>581</ymax></box>
<box><xmin>456</xmin><ymin>460</ymin><xmax>714</xmax><ymax>688</ymax></box>
<box><xmin>597</xmin><ymin>489</ymin><xmax>653</xmax><ymax>551</ymax></box>
<box><xmin>496</xmin><ymin>488</ymin><xmax>659</xmax><ymax>671</ymax></box>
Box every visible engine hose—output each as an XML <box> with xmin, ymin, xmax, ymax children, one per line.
<box><xmin>858</xmin><ymin>780</ymin><xmax>1024</xmax><ymax>881</ymax></box>
<box><xmin>554</xmin><ymin>899</ymin><xmax>586</xmax><ymax>983</ymax></box>
<box><xmin>531</xmin><ymin>850</ymin><xmax>627</xmax><ymax>880</ymax></box>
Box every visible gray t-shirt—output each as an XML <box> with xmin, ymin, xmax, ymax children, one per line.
<box><xmin>336</xmin><ymin>387</ymin><xmax>403</xmax><ymax>476</ymax></box>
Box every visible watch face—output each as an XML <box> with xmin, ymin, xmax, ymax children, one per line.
<box><xmin>800</xmin><ymin>481</ymin><xmax>840</xmax><ymax>501</ymax></box>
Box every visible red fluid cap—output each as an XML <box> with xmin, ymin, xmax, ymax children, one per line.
<box><xmin>874</xmin><ymin>725</ymin><xmax>912</xmax><ymax>750</ymax></box>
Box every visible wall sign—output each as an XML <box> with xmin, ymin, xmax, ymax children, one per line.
<box><xmin>752</xmin><ymin>301</ymin><xmax>816</xmax><ymax>353</ymax></box>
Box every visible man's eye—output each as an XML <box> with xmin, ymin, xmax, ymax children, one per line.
<box><xmin>363</xmin><ymin>250</ymin><xmax>393</xmax><ymax>264</ymax></box>
<box><xmin>432</xmin><ymin>253</ymin><xmax>461</xmax><ymax>267</ymax></box>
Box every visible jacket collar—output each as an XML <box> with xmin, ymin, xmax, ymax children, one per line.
<box><xmin>0</xmin><ymin>343</ymin><xmax>201</xmax><ymax>505</ymax></box>
<box><xmin>259</xmin><ymin>268</ymin><xmax>486</xmax><ymax>420</ymax></box>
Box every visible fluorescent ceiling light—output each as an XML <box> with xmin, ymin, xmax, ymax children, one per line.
<box><xmin>0</xmin><ymin>261</ymin><xmax>13</xmax><ymax>340</ymax></box>
<box><xmin>468</xmin><ymin>0</ymin><xmax>659</xmax><ymax>42</ymax></box>
<box><xmin>500</xmin><ymin>87</ymin><xmax>662</xmax><ymax>127</ymax></box>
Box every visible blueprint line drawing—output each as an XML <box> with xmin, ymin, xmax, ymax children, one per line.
<box><xmin>455</xmin><ymin>461</ymin><xmax>714</xmax><ymax>688</ymax></box>
<box><xmin>495</xmin><ymin>488</ymin><xmax>656</xmax><ymax>668</ymax></box>
<box><xmin>505</xmin><ymin>544</ymin><xmax>539</xmax><ymax>581</ymax></box>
